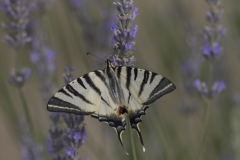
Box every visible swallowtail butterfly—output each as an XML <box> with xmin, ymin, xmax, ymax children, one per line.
<box><xmin>47</xmin><ymin>60</ymin><xmax>176</xmax><ymax>154</ymax></box>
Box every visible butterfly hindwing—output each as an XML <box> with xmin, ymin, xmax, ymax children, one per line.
<box><xmin>115</xmin><ymin>66</ymin><xmax>176</xmax><ymax>151</ymax></box>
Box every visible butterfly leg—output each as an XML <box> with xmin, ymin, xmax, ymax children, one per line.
<box><xmin>128</xmin><ymin>106</ymin><xmax>149</xmax><ymax>152</ymax></box>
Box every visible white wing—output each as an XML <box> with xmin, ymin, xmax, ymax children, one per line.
<box><xmin>47</xmin><ymin>69</ymin><xmax>127</xmax><ymax>152</ymax></box>
<box><xmin>47</xmin><ymin>70</ymin><xmax>106</xmax><ymax>115</ymax></box>
<box><xmin>115</xmin><ymin>66</ymin><xmax>176</xmax><ymax>105</ymax></box>
<box><xmin>115</xmin><ymin>66</ymin><xmax>176</xmax><ymax>152</ymax></box>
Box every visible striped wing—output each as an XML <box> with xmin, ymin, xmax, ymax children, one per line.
<box><xmin>115</xmin><ymin>66</ymin><xmax>176</xmax><ymax>105</ymax></box>
<box><xmin>115</xmin><ymin>66</ymin><xmax>176</xmax><ymax>151</ymax></box>
<box><xmin>47</xmin><ymin>70</ymin><xmax>106</xmax><ymax>115</ymax></box>
<box><xmin>47</xmin><ymin>69</ymin><xmax>127</xmax><ymax>152</ymax></box>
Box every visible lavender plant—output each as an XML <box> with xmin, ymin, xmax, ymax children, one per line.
<box><xmin>1</xmin><ymin>0</ymin><xmax>34</xmax><ymax>48</ymax></box>
<box><xmin>1</xmin><ymin>0</ymin><xmax>36</xmax><ymax>133</ymax></box>
<box><xmin>180</xmin><ymin>23</ymin><xmax>201</xmax><ymax>116</ymax></box>
<box><xmin>19</xmin><ymin>120</ymin><xmax>44</xmax><ymax>160</ymax></box>
<box><xmin>62</xmin><ymin>67</ymin><xmax>88</xmax><ymax>160</ymax></box>
<box><xmin>109</xmin><ymin>0</ymin><xmax>139</xmax><ymax>66</ymax></box>
<box><xmin>109</xmin><ymin>0</ymin><xmax>139</xmax><ymax>159</ymax></box>
<box><xmin>193</xmin><ymin>1</ymin><xmax>227</xmax><ymax>160</ymax></box>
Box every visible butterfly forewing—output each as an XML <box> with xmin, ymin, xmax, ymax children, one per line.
<box><xmin>115</xmin><ymin>66</ymin><xmax>176</xmax><ymax>105</ymax></box>
<box><xmin>47</xmin><ymin>71</ymin><xmax>105</xmax><ymax>115</ymax></box>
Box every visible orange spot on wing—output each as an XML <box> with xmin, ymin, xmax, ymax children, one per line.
<box><xmin>115</xmin><ymin>106</ymin><xmax>128</xmax><ymax>116</ymax></box>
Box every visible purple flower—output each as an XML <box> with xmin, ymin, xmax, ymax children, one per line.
<box><xmin>130</xmin><ymin>25</ymin><xmax>138</xmax><ymax>38</ymax></box>
<box><xmin>202</xmin><ymin>41</ymin><xmax>222</xmax><ymax>58</ymax></box>
<box><xmin>132</xmin><ymin>8</ymin><xmax>139</xmax><ymax>20</ymax></box>
<box><xmin>9</xmin><ymin>67</ymin><xmax>31</xmax><ymax>88</ymax></box>
<box><xmin>193</xmin><ymin>79</ymin><xmax>208</xmax><ymax>95</ymax></box>
<box><xmin>125</xmin><ymin>42</ymin><xmax>133</xmax><ymax>51</ymax></box>
<box><xmin>211</xmin><ymin>81</ymin><xmax>226</xmax><ymax>97</ymax></box>
<box><xmin>66</xmin><ymin>147</ymin><xmax>75</xmax><ymax>158</ymax></box>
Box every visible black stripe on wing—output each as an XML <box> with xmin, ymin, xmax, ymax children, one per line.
<box><xmin>47</xmin><ymin>97</ymin><xmax>93</xmax><ymax>115</ymax></box>
<box><xmin>66</xmin><ymin>84</ymin><xmax>94</xmax><ymax>105</ymax></box>
<box><xmin>126</xmin><ymin>67</ymin><xmax>132</xmax><ymax>90</ymax></box>
<box><xmin>59</xmin><ymin>88</ymin><xmax>72</xmax><ymax>98</ymax></box>
<box><xmin>94</xmin><ymin>70</ymin><xmax>106</xmax><ymax>83</ymax></box>
<box><xmin>134</xmin><ymin>68</ymin><xmax>138</xmax><ymax>80</ymax></box>
<box><xmin>143</xmin><ymin>77</ymin><xmax>176</xmax><ymax>105</ymax></box>
<box><xmin>117</xmin><ymin>66</ymin><xmax>122</xmax><ymax>79</ymax></box>
<box><xmin>150</xmin><ymin>72</ymin><xmax>157</xmax><ymax>84</ymax></box>
<box><xmin>77</xmin><ymin>78</ymin><xmax>86</xmax><ymax>89</ymax></box>
<box><xmin>138</xmin><ymin>70</ymin><xmax>150</xmax><ymax>97</ymax></box>
<box><xmin>83</xmin><ymin>74</ymin><xmax>101</xmax><ymax>95</ymax></box>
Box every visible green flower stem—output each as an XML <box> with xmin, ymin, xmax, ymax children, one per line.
<box><xmin>18</xmin><ymin>88</ymin><xmax>34</xmax><ymax>133</ymax></box>
<box><xmin>198</xmin><ymin>99</ymin><xmax>210</xmax><ymax>160</ymax></box>
<box><xmin>187</xmin><ymin>116</ymin><xmax>194</xmax><ymax>160</ymax></box>
<box><xmin>199</xmin><ymin>63</ymin><xmax>213</xmax><ymax>160</ymax></box>
<box><xmin>128</xmin><ymin>119</ymin><xmax>137</xmax><ymax>160</ymax></box>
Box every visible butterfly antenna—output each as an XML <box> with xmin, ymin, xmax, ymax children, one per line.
<box><xmin>86</xmin><ymin>52</ymin><xmax>105</xmax><ymax>61</ymax></box>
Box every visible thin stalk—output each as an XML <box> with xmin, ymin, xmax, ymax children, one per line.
<box><xmin>18</xmin><ymin>88</ymin><xmax>34</xmax><ymax>133</ymax></box>
<box><xmin>198</xmin><ymin>63</ymin><xmax>213</xmax><ymax>160</ymax></box>
<box><xmin>187</xmin><ymin>116</ymin><xmax>194</xmax><ymax>160</ymax></box>
<box><xmin>198</xmin><ymin>99</ymin><xmax>210</xmax><ymax>160</ymax></box>
<box><xmin>127</xmin><ymin>123</ymin><xmax>137</xmax><ymax>160</ymax></box>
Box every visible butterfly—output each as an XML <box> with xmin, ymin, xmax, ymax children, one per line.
<box><xmin>47</xmin><ymin>60</ymin><xmax>176</xmax><ymax>154</ymax></box>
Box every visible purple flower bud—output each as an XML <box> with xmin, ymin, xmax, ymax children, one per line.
<box><xmin>125</xmin><ymin>42</ymin><xmax>133</xmax><ymax>51</ymax></box>
<box><xmin>193</xmin><ymin>79</ymin><xmax>208</xmax><ymax>95</ymax></box>
<box><xmin>73</xmin><ymin>132</ymin><xmax>81</xmax><ymax>142</ymax></box>
<box><xmin>132</xmin><ymin>8</ymin><xmax>139</xmax><ymax>20</ymax></box>
<box><xmin>212</xmin><ymin>42</ymin><xmax>222</xmax><ymax>55</ymax></box>
<box><xmin>66</xmin><ymin>147</ymin><xmax>75</xmax><ymax>158</ymax></box>
<box><xmin>211</xmin><ymin>81</ymin><xmax>226</xmax><ymax>97</ymax></box>
<box><xmin>130</xmin><ymin>25</ymin><xmax>138</xmax><ymax>38</ymax></box>
<box><xmin>202</xmin><ymin>41</ymin><xmax>222</xmax><ymax>58</ymax></box>
<box><xmin>9</xmin><ymin>67</ymin><xmax>31</xmax><ymax>88</ymax></box>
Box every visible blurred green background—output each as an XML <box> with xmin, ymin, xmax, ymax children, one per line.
<box><xmin>0</xmin><ymin>0</ymin><xmax>240</xmax><ymax>160</ymax></box>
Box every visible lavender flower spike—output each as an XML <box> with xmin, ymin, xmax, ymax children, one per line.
<box><xmin>201</xmin><ymin>0</ymin><xmax>227</xmax><ymax>60</ymax></box>
<box><xmin>1</xmin><ymin>0</ymin><xmax>35</xmax><ymax>47</ymax></box>
<box><xmin>62</xmin><ymin>114</ymin><xmax>88</xmax><ymax>160</ymax></box>
<box><xmin>109</xmin><ymin>0</ymin><xmax>139</xmax><ymax>67</ymax></box>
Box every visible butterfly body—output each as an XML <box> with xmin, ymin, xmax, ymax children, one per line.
<box><xmin>47</xmin><ymin>60</ymin><xmax>176</xmax><ymax>153</ymax></box>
